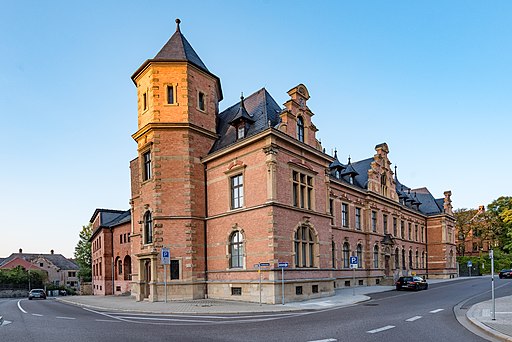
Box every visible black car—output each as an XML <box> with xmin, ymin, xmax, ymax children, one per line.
<box><xmin>499</xmin><ymin>269</ymin><xmax>512</xmax><ymax>279</ymax></box>
<box><xmin>28</xmin><ymin>289</ymin><xmax>47</xmax><ymax>300</ymax></box>
<box><xmin>396</xmin><ymin>276</ymin><xmax>428</xmax><ymax>291</ymax></box>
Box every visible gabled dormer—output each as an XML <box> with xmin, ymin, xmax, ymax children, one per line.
<box><xmin>329</xmin><ymin>149</ymin><xmax>345</xmax><ymax>179</ymax></box>
<box><xmin>367</xmin><ymin>143</ymin><xmax>398</xmax><ymax>201</ymax></box>
<box><xmin>340</xmin><ymin>157</ymin><xmax>359</xmax><ymax>185</ymax></box>
<box><xmin>228</xmin><ymin>94</ymin><xmax>255</xmax><ymax>140</ymax></box>
<box><xmin>279</xmin><ymin>84</ymin><xmax>322</xmax><ymax>150</ymax></box>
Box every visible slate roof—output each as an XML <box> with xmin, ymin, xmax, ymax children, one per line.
<box><xmin>329</xmin><ymin>151</ymin><xmax>345</xmax><ymax>171</ymax></box>
<box><xmin>154</xmin><ymin>19</ymin><xmax>209</xmax><ymax>73</ymax></box>
<box><xmin>0</xmin><ymin>253</ymin><xmax>79</xmax><ymax>270</ymax></box>
<box><xmin>90</xmin><ymin>209</ymin><xmax>131</xmax><ymax>239</ymax></box>
<box><xmin>211</xmin><ymin>88</ymin><xmax>282</xmax><ymax>152</ymax></box>
<box><xmin>0</xmin><ymin>257</ymin><xmax>47</xmax><ymax>271</ymax></box>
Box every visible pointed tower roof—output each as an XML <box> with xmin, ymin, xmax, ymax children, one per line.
<box><xmin>229</xmin><ymin>94</ymin><xmax>255</xmax><ymax>125</ymax></box>
<box><xmin>340</xmin><ymin>157</ymin><xmax>359</xmax><ymax>176</ymax></box>
<box><xmin>329</xmin><ymin>149</ymin><xmax>345</xmax><ymax>170</ymax></box>
<box><xmin>132</xmin><ymin>19</ymin><xmax>223</xmax><ymax>100</ymax></box>
<box><xmin>153</xmin><ymin>19</ymin><xmax>209</xmax><ymax>73</ymax></box>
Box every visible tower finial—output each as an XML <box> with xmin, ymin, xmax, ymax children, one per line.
<box><xmin>175</xmin><ymin>18</ymin><xmax>181</xmax><ymax>32</ymax></box>
<box><xmin>334</xmin><ymin>148</ymin><xmax>338</xmax><ymax>158</ymax></box>
<box><xmin>394</xmin><ymin>165</ymin><xmax>397</xmax><ymax>178</ymax></box>
<box><xmin>348</xmin><ymin>155</ymin><xmax>351</xmax><ymax>164</ymax></box>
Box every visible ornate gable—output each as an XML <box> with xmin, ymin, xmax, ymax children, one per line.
<box><xmin>367</xmin><ymin>143</ymin><xmax>398</xmax><ymax>202</ymax></box>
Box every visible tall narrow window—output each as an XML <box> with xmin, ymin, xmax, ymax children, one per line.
<box><xmin>167</xmin><ymin>85</ymin><xmax>175</xmax><ymax>104</ymax></box>
<box><xmin>421</xmin><ymin>226</ymin><xmax>424</xmax><ymax>242</ymax></box>
<box><xmin>409</xmin><ymin>250</ymin><xmax>413</xmax><ymax>269</ymax></box>
<box><xmin>294</xmin><ymin>226</ymin><xmax>315</xmax><ymax>267</ymax></box>
<box><xmin>170</xmin><ymin>260</ymin><xmax>180</xmax><ymax>280</ymax></box>
<box><xmin>393</xmin><ymin>217</ymin><xmax>397</xmax><ymax>236</ymax></box>
<box><xmin>343</xmin><ymin>242</ymin><xmax>350</xmax><ymax>268</ymax></box>
<box><xmin>371</xmin><ymin>211</ymin><xmax>377</xmax><ymax>232</ymax></box>
<box><xmin>394</xmin><ymin>248</ymin><xmax>399</xmax><ymax>269</ymax></box>
<box><xmin>230</xmin><ymin>174</ymin><xmax>244</xmax><ymax>209</ymax></box>
<box><xmin>144</xmin><ymin>211</ymin><xmax>153</xmax><ymax>244</ymax></box>
<box><xmin>331</xmin><ymin>241</ymin><xmax>336</xmax><ymax>268</ymax></box>
<box><xmin>342</xmin><ymin>203</ymin><xmax>349</xmax><ymax>227</ymax></box>
<box><xmin>373</xmin><ymin>245</ymin><xmax>379</xmax><ymax>269</ymax></box>
<box><xmin>297</xmin><ymin>116</ymin><xmax>304</xmax><ymax>142</ymax></box>
<box><xmin>143</xmin><ymin>92</ymin><xmax>147</xmax><ymax>110</ymax></box>
<box><xmin>329</xmin><ymin>198</ymin><xmax>334</xmax><ymax>224</ymax></box>
<box><xmin>401</xmin><ymin>220</ymin><xmax>405</xmax><ymax>238</ymax></box>
<box><xmin>292</xmin><ymin>171</ymin><xmax>313</xmax><ymax>209</ymax></box>
<box><xmin>415</xmin><ymin>250</ymin><xmax>419</xmax><ymax>268</ymax></box>
<box><xmin>356</xmin><ymin>244</ymin><xmax>363</xmax><ymax>268</ymax></box>
<box><xmin>383</xmin><ymin>214</ymin><xmax>388</xmax><ymax>234</ymax></box>
<box><xmin>402</xmin><ymin>248</ymin><xmax>406</xmax><ymax>270</ymax></box>
<box><xmin>237</xmin><ymin>125</ymin><xmax>245</xmax><ymax>139</ymax></box>
<box><xmin>415</xmin><ymin>225</ymin><xmax>418</xmax><ymax>241</ymax></box>
<box><xmin>143</xmin><ymin>151</ymin><xmax>151</xmax><ymax>181</ymax></box>
<box><xmin>229</xmin><ymin>231</ymin><xmax>244</xmax><ymax>268</ymax></box>
<box><xmin>422</xmin><ymin>251</ymin><xmax>425</xmax><ymax>268</ymax></box>
<box><xmin>408</xmin><ymin>223</ymin><xmax>412</xmax><ymax>240</ymax></box>
<box><xmin>355</xmin><ymin>208</ymin><xmax>361</xmax><ymax>230</ymax></box>
<box><xmin>198</xmin><ymin>91</ymin><xmax>205</xmax><ymax>111</ymax></box>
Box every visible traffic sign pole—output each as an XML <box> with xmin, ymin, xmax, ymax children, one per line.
<box><xmin>258</xmin><ymin>264</ymin><xmax>262</xmax><ymax>306</ymax></box>
<box><xmin>164</xmin><ymin>264</ymin><xmax>167</xmax><ymax>303</ymax></box>
<box><xmin>490</xmin><ymin>250</ymin><xmax>495</xmax><ymax>320</ymax></box>
<box><xmin>281</xmin><ymin>267</ymin><xmax>285</xmax><ymax>305</ymax></box>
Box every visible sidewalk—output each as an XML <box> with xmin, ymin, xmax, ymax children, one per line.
<box><xmin>55</xmin><ymin>277</ymin><xmax>463</xmax><ymax>314</ymax></box>
<box><xmin>466</xmin><ymin>293</ymin><xmax>512</xmax><ymax>341</ymax></box>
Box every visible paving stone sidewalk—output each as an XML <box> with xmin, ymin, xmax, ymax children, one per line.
<box><xmin>467</xmin><ymin>294</ymin><xmax>512</xmax><ymax>341</ymax></box>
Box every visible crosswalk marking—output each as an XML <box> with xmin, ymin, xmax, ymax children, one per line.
<box><xmin>367</xmin><ymin>325</ymin><xmax>395</xmax><ymax>334</ymax></box>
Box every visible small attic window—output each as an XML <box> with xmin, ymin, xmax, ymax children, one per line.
<box><xmin>335</xmin><ymin>170</ymin><xmax>341</xmax><ymax>179</ymax></box>
<box><xmin>237</xmin><ymin>125</ymin><xmax>245</xmax><ymax>140</ymax></box>
<box><xmin>167</xmin><ymin>85</ymin><xmax>175</xmax><ymax>104</ymax></box>
<box><xmin>143</xmin><ymin>93</ymin><xmax>147</xmax><ymax>110</ymax></box>
<box><xmin>349</xmin><ymin>176</ymin><xmax>354</xmax><ymax>184</ymax></box>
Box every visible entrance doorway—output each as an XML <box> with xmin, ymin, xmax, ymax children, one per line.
<box><xmin>143</xmin><ymin>260</ymin><xmax>151</xmax><ymax>299</ymax></box>
<box><xmin>385</xmin><ymin>255</ymin><xmax>390</xmax><ymax>277</ymax></box>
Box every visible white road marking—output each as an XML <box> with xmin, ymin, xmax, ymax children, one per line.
<box><xmin>56</xmin><ymin>316</ymin><xmax>76</xmax><ymax>320</ymax></box>
<box><xmin>95</xmin><ymin>319</ymin><xmax>121</xmax><ymax>323</ymax></box>
<box><xmin>32</xmin><ymin>314</ymin><xmax>43</xmax><ymax>317</ymax></box>
<box><xmin>405</xmin><ymin>316</ymin><xmax>422</xmax><ymax>322</ymax></box>
<box><xmin>17</xmin><ymin>300</ymin><xmax>27</xmax><ymax>314</ymax></box>
<box><xmin>1</xmin><ymin>320</ymin><xmax>12</xmax><ymax>326</ymax></box>
<box><xmin>429</xmin><ymin>309</ymin><xmax>444</xmax><ymax>313</ymax></box>
<box><xmin>307</xmin><ymin>339</ymin><xmax>337</xmax><ymax>342</ymax></box>
<box><xmin>367</xmin><ymin>325</ymin><xmax>395</xmax><ymax>334</ymax></box>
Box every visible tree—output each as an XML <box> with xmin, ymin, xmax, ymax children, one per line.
<box><xmin>488</xmin><ymin>196</ymin><xmax>512</xmax><ymax>252</ymax></box>
<box><xmin>74</xmin><ymin>223</ymin><xmax>92</xmax><ymax>282</ymax></box>
<box><xmin>454</xmin><ymin>208</ymin><xmax>479</xmax><ymax>256</ymax></box>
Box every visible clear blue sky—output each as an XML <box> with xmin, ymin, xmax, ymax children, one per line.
<box><xmin>1</xmin><ymin>1</ymin><xmax>511</xmax><ymax>258</ymax></box>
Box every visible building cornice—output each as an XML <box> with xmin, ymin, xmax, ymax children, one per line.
<box><xmin>132</xmin><ymin>122</ymin><xmax>218</xmax><ymax>142</ymax></box>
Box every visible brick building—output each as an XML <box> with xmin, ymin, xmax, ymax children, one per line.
<box><xmin>91</xmin><ymin>19</ymin><xmax>456</xmax><ymax>304</ymax></box>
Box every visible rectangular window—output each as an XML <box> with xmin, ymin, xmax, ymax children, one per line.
<box><xmin>342</xmin><ymin>203</ymin><xmax>349</xmax><ymax>227</ymax></box>
<box><xmin>120</xmin><ymin>235</ymin><xmax>123</xmax><ymax>244</ymax></box>
<box><xmin>143</xmin><ymin>92</ymin><xmax>147</xmax><ymax>110</ymax></box>
<box><xmin>170</xmin><ymin>260</ymin><xmax>180</xmax><ymax>280</ymax></box>
<box><xmin>123</xmin><ymin>233</ymin><xmax>127</xmax><ymax>243</ymax></box>
<box><xmin>237</xmin><ymin>125</ymin><xmax>245</xmax><ymax>139</ymax></box>
<box><xmin>231</xmin><ymin>287</ymin><xmax>242</xmax><ymax>296</ymax></box>
<box><xmin>415</xmin><ymin>225</ymin><xmax>419</xmax><ymax>241</ymax></box>
<box><xmin>296</xmin><ymin>286</ymin><xmax>303</xmax><ymax>295</ymax></box>
<box><xmin>230</xmin><ymin>174</ymin><xmax>244</xmax><ymax>209</ymax></box>
<box><xmin>198</xmin><ymin>91</ymin><xmax>205</xmax><ymax>111</ymax></box>
<box><xmin>372</xmin><ymin>211</ymin><xmax>377</xmax><ymax>232</ymax></box>
<box><xmin>383</xmin><ymin>214</ymin><xmax>388</xmax><ymax>234</ymax></box>
<box><xmin>401</xmin><ymin>220</ymin><xmax>405</xmax><ymax>238</ymax></box>
<box><xmin>292</xmin><ymin>171</ymin><xmax>313</xmax><ymax>210</ymax></box>
<box><xmin>312</xmin><ymin>285</ymin><xmax>319</xmax><ymax>293</ymax></box>
<box><xmin>408</xmin><ymin>223</ymin><xmax>412</xmax><ymax>240</ymax></box>
<box><xmin>167</xmin><ymin>85</ymin><xmax>174</xmax><ymax>104</ymax></box>
<box><xmin>355</xmin><ymin>208</ymin><xmax>361</xmax><ymax>230</ymax></box>
<box><xmin>143</xmin><ymin>151</ymin><xmax>151</xmax><ymax>181</ymax></box>
<box><xmin>329</xmin><ymin>199</ymin><xmax>334</xmax><ymax>224</ymax></box>
<box><xmin>393</xmin><ymin>217</ymin><xmax>397</xmax><ymax>236</ymax></box>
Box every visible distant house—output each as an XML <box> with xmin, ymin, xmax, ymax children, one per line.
<box><xmin>0</xmin><ymin>249</ymin><xmax>80</xmax><ymax>288</ymax></box>
<box><xmin>0</xmin><ymin>257</ymin><xmax>47</xmax><ymax>273</ymax></box>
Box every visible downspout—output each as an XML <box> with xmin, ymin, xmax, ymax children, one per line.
<box><xmin>425</xmin><ymin>222</ymin><xmax>429</xmax><ymax>279</ymax></box>
<box><xmin>203</xmin><ymin>164</ymin><xmax>209</xmax><ymax>298</ymax></box>
<box><xmin>111</xmin><ymin>227</ymin><xmax>115</xmax><ymax>295</ymax></box>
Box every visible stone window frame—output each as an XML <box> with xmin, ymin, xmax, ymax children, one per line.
<box><xmin>197</xmin><ymin>89</ymin><xmax>206</xmax><ymax>112</ymax></box>
<box><xmin>291</xmin><ymin>168</ymin><xmax>315</xmax><ymax>210</ymax></box>
<box><xmin>355</xmin><ymin>207</ymin><xmax>362</xmax><ymax>230</ymax></box>
<box><xmin>143</xmin><ymin>210</ymin><xmax>153</xmax><ymax>245</ymax></box>
<box><xmin>383</xmin><ymin>214</ymin><xmax>388</xmax><ymax>234</ymax></box>
<box><xmin>371</xmin><ymin>210</ymin><xmax>377</xmax><ymax>232</ymax></box>
<box><xmin>297</xmin><ymin>115</ymin><xmax>305</xmax><ymax>142</ymax></box>
<box><xmin>164</xmin><ymin>83</ymin><xmax>178</xmax><ymax>106</ymax></box>
<box><xmin>140</xmin><ymin>146</ymin><xmax>152</xmax><ymax>183</ymax></box>
<box><xmin>373</xmin><ymin>244</ymin><xmax>379</xmax><ymax>269</ymax></box>
<box><xmin>228</xmin><ymin>229</ymin><xmax>245</xmax><ymax>269</ymax></box>
<box><xmin>392</xmin><ymin>217</ymin><xmax>397</xmax><ymax>236</ymax></box>
<box><xmin>341</xmin><ymin>203</ymin><xmax>349</xmax><ymax>228</ymax></box>
<box><xmin>293</xmin><ymin>224</ymin><xmax>318</xmax><ymax>268</ymax></box>
<box><xmin>356</xmin><ymin>243</ymin><xmax>363</xmax><ymax>268</ymax></box>
<box><xmin>225</xmin><ymin>163</ymin><xmax>246</xmax><ymax>211</ymax></box>
<box><xmin>342</xmin><ymin>241</ymin><xmax>350</xmax><ymax>268</ymax></box>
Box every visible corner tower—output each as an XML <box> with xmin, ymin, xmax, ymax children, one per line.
<box><xmin>130</xmin><ymin>19</ymin><xmax>222</xmax><ymax>301</ymax></box>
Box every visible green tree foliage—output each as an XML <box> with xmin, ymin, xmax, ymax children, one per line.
<box><xmin>74</xmin><ymin>223</ymin><xmax>92</xmax><ymax>282</ymax></box>
<box><xmin>488</xmin><ymin>196</ymin><xmax>512</xmax><ymax>252</ymax></box>
<box><xmin>0</xmin><ymin>266</ymin><xmax>46</xmax><ymax>288</ymax></box>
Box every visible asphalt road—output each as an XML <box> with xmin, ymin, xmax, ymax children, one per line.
<box><xmin>1</xmin><ymin>277</ymin><xmax>511</xmax><ymax>342</ymax></box>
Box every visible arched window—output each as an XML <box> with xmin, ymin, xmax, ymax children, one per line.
<box><xmin>394</xmin><ymin>248</ymin><xmax>399</xmax><ymax>269</ymax></box>
<box><xmin>343</xmin><ymin>242</ymin><xmax>350</xmax><ymax>268</ymax></box>
<box><xmin>449</xmin><ymin>250</ymin><xmax>454</xmax><ymax>268</ymax></box>
<box><xmin>297</xmin><ymin>116</ymin><xmax>304</xmax><ymax>142</ymax></box>
<box><xmin>356</xmin><ymin>244</ymin><xmax>363</xmax><ymax>268</ymax></box>
<box><xmin>415</xmin><ymin>250</ymin><xmax>419</xmax><ymax>269</ymax></box>
<box><xmin>294</xmin><ymin>225</ymin><xmax>315</xmax><ymax>267</ymax></box>
<box><xmin>421</xmin><ymin>251</ymin><xmax>425</xmax><ymax>269</ymax></box>
<box><xmin>409</xmin><ymin>250</ymin><xmax>413</xmax><ymax>269</ymax></box>
<box><xmin>331</xmin><ymin>241</ymin><xmax>336</xmax><ymax>268</ymax></box>
<box><xmin>402</xmin><ymin>248</ymin><xmax>406</xmax><ymax>270</ymax></box>
<box><xmin>373</xmin><ymin>245</ymin><xmax>379</xmax><ymax>269</ymax></box>
<box><xmin>229</xmin><ymin>231</ymin><xmax>244</xmax><ymax>268</ymax></box>
<box><xmin>144</xmin><ymin>211</ymin><xmax>153</xmax><ymax>244</ymax></box>
<box><xmin>124</xmin><ymin>255</ymin><xmax>132</xmax><ymax>281</ymax></box>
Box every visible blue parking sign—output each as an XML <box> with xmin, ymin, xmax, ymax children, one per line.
<box><xmin>350</xmin><ymin>256</ymin><xmax>358</xmax><ymax>265</ymax></box>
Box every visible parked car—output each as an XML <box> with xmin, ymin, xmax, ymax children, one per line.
<box><xmin>28</xmin><ymin>289</ymin><xmax>47</xmax><ymax>300</ymax></box>
<box><xmin>499</xmin><ymin>269</ymin><xmax>512</xmax><ymax>279</ymax></box>
<box><xmin>396</xmin><ymin>276</ymin><xmax>428</xmax><ymax>291</ymax></box>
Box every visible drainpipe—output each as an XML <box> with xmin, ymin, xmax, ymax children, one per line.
<box><xmin>111</xmin><ymin>227</ymin><xmax>115</xmax><ymax>295</ymax></box>
<box><xmin>425</xmin><ymin>223</ymin><xmax>429</xmax><ymax>279</ymax></box>
<box><xmin>203</xmin><ymin>164</ymin><xmax>209</xmax><ymax>299</ymax></box>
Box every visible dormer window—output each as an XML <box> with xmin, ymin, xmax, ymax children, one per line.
<box><xmin>335</xmin><ymin>170</ymin><xmax>341</xmax><ymax>179</ymax></box>
<box><xmin>237</xmin><ymin>125</ymin><xmax>245</xmax><ymax>140</ymax></box>
<box><xmin>349</xmin><ymin>176</ymin><xmax>354</xmax><ymax>184</ymax></box>
<box><xmin>297</xmin><ymin>116</ymin><xmax>304</xmax><ymax>142</ymax></box>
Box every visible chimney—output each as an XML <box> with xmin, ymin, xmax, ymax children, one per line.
<box><xmin>50</xmin><ymin>249</ymin><xmax>54</xmax><ymax>255</ymax></box>
<box><xmin>19</xmin><ymin>248</ymin><xmax>22</xmax><ymax>253</ymax></box>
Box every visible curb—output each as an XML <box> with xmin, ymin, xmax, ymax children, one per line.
<box><xmin>55</xmin><ymin>295</ymin><xmax>372</xmax><ymax>315</ymax></box>
<box><xmin>466</xmin><ymin>306</ymin><xmax>512</xmax><ymax>342</ymax></box>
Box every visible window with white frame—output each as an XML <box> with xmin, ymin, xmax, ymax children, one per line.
<box><xmin>342</xmin><ymin>203</ymin><xmax>349</xmax><ymax>227</ymax></box>
<box><xmin>229</xmin><ymin>231</ymin><xmax>244</xmax><ymax>268</ymax></box>
<box><xmin>355</xmin><ymin>208</ymin><xmax>361</xmax><ymax>230</ymax></box>
<box><xmin>230</xmin><ymin>174</ymin><xmax>244</xmax><ymax>209</ymax></box>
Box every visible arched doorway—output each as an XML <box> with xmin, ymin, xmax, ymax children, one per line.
<box><xmin>123</xmin><ymin>255</ymin><xmax>132</xmax><ymax>281</ymax></box>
